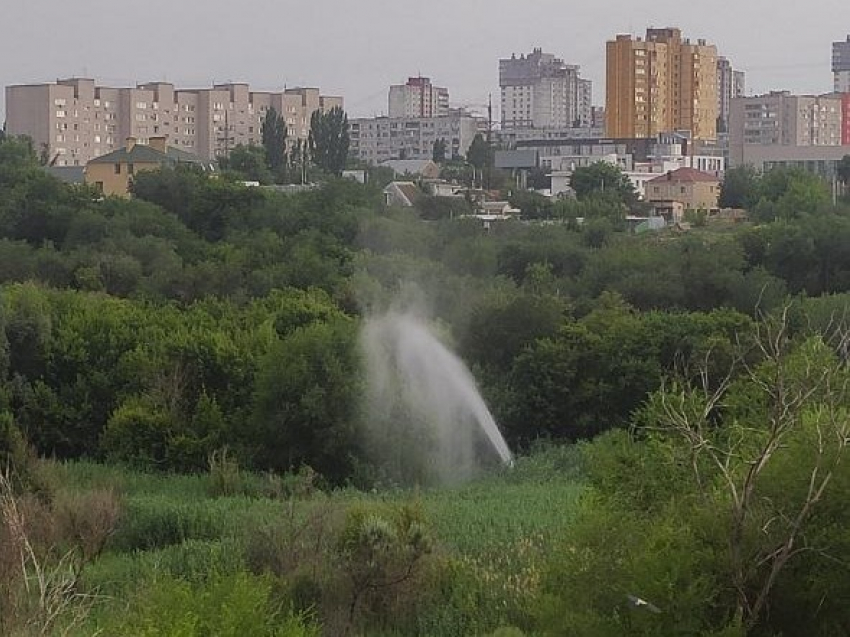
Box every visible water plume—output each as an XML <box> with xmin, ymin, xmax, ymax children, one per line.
<box><xmin>361</xmin><ymin>310</ymin><xmax>512</xmax><ymax>485</ymax></box>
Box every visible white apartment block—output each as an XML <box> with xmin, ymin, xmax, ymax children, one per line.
<box><xmin>5</xmin><ymin>78</ymin><xmax>342</xmax><ymax>165</ymax></box>
<box><xmin>388</xmin><ymin>77</ymin><xmax>449</xmax><ymax>118</ymax></box>
<box><xmin>349</xmin><ymin>111</ymin><xmax>485</xmax><ymax>164</ymax></box>
<box><xmin>499</xmin><ymin>49</ymin><xmax>592</xmax><ymax>130</ymax></box>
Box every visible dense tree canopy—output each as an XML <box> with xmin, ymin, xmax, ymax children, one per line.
<box><xmin>261</xmin><ymin>106</ymin><xmax>288</xmax><ymax>176</ymax></box>
<box><xmin>309</xmin><ymin>106</ymin><xmax>349</xmax><ymax>176</ymax></box>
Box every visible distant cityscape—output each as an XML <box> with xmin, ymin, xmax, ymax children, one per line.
<box><xmin>4</xmin><ymin>27</ymin><xmax>850</xmax><ymax>206</ymax></box>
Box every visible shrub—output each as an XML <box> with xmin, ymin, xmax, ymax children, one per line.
<box><xmin>207</xmin><ymin>447</ymin><xmax>242</xmax><ymax>497</ymax></box>
<box><xmin>99</xmin><ymin>571</ymin><xmax>318</xmax><ymax>636</ymax></box>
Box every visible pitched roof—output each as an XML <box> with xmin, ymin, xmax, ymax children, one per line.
<box><xmin>379</xmin><ymin>159</ymin><xmax>438</xmax><ymax>176</ymax></box>
<box><xmin>383</xmin><ymin>181</ymin><xmax>422</xmax><ymax>206</ymax></box>
<box><xmin>87</xmin><ymin>143</ymin><xmax>209</xmax><ymax>167</ymax></box>
<box><xmin>648</xmin><ymin>167</ymin><xmax>719</xmax><ymax>184</ymax></box>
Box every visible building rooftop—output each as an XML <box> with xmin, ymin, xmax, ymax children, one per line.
<box><xmin>648</xmin><ymin>167</ymin><xmax>719</xmax><ymax>184</ymax></box>
<box><xmin>88</xmin><ymin>140</ymin><xmax>210</xmax><ymax>168</ymax></box>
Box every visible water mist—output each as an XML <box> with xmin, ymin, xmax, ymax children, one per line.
<box><xmin>361</xmin><ymin>311</ymin><xmax>512</xmax><ymax>485</ymax></box>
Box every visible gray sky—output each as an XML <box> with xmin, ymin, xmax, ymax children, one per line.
<box><xmin>1</xmin><ymin>0</ymin><xmax>847</xmax><ymax>123</ymax></box>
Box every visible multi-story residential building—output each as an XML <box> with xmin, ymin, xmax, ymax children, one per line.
<box><xmin>646</xmin><ymin>167</ymin><xmax>721</xmax><ymax>212</ymax></box>
<box><xmin>388</xmin><ymin>77</ymin><xmax>449</xmax><ymax>119</ymax></box>
<box><xmin>499</xmin><ymin>49</ymin><xmax>592</xmax><ymax>129</ymax></box>
<box><xmin>843</xmin><ymin>93</ymin><xmax>850</xmax><ymax>144</ymax></box>
<box><xmin>833</xmin><ymin>35</ymin><xmax>850</xmax><ymax>93</ymax></box>
<box><xmin>5</xmin><ymin>78</ymin><xmax>342</xmax><ymax>165</ymax></box>
<box><xmin>729</xmin><ymin>91</ymin><xmax>845</xmax><ymax>166</ymax></box>
<box><xmin>349</xmin><ymin>110</ymin><xmax>485</xmax><ymax>164</ymax></box>
<box><xmin>717</xmin><ymin>57</ymin><xmax>745</xmax><ymax>133</ymax></box>
<box><xmin>606</xmin><ymin>28</ymin><xmax>718</xmax><ymax>141</ymax></box>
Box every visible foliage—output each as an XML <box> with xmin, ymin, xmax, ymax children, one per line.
<box><xmin>250</xmin><ymin>318</ymin><xmax>362</xmax><ymax>481</ymax></box>
<box><xmin>261</xmin><ymin>106</ymin><xmax>288</xmax><ymax>177</ymax></box>
<box><xmin>222</xmin><ymin>144</ymin><xmax>274</xmax><ymax>184</ymax></box>
<box><xmin>534</xmin><ymin>314</ymin><xmax>850</xmax><ymax>636</ymax></box>
<box><xmin>508</xmin><ymin>190</ymin><xmax>554</xmax><ymax>219</ymax></box>
<box><xmin>101</xmin><ymin>571</ymin><xmax>317</xmax><ymax>636</ymax></box>
<box><xmin>466</xmin><ymin>134</ymin><xmax>493</xmax><ymax>171</ymax></box>
<box><xmin>432</xmin><ymin>138</ymin><xmax>448</xmax><ymax>163</ymax></box>
<box><xmin>569</xmin><ymin>161</ymin><xmax>637</xmax><ymax>207</ymax></box>
<box><xmin>309</xmin><ymin>106</ymin><xmax>349</xmax><ymax>176</ymax></box>
<box><xmin>719</xmin><ymin>165</ymin><xmax>761</xmax><ymax>209</ymax></box>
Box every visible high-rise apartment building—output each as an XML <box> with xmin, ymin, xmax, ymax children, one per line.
<box><xmin>349</xmin><ymin>111</ymin><xmax>485</xmax><ymax>164</ymax></box>
<box><xmin>388</xmin><ymin>77</ymin><xmax>449</xmax><ymax>118</ymax></box>
<box><xmin>499</xmin><ymin>49</ymin><xmax>592</xmax><ymax>129</ymax></box>
<box><xmin>728</xmin><ymin>91</ymin><xmax>848</xmax><ymax>167</ymax></box>
<box><xmin>5</xmin><ymin>78</ymin><xmax>342</xmax><ymax>165</ymax></box>
<box><xmin>606</xmin><ymin>28</ymin><xmax>718</xmax><ymax>140</ymax></box>
<box><xmin>730</xmin><ymin>92</ymin><xmax>843</xmax><ymax>148</ymax></box>
<box><xmin>717</xmin><ymin>57</ymin><xmax>745</xmax><ymax>133</ymax></box>
<box><xmin>833</xmin><ymin>35</ymin><xmax>850</xmax><ymax>93</ymax></box>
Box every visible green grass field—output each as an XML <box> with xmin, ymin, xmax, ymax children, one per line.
<box><xmin>48</xmin><ymin>446</ymin><xmax>584</xmax><ymax>635</ymax></box>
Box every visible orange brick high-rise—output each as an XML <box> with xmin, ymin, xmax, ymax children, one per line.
<box><xmin>606</xmin><ymin>28</ymin><xmax>718</xmax><ymax>141</ymax></box>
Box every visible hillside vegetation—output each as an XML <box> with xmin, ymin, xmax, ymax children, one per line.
<box><xmin>3</xmin><ymin>134</ymin><xmax>850</xmax><ymax>634</ymax></box>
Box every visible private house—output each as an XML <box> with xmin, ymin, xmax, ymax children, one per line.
<box><xmin>85</xmin><ymin>136</ymin><xmax>214</xmax><ymax>197</ymax></box>
<box><xmin>646</xmin><ymin>167</ymin><xmax>720</xmax><ymax>216</ymax></box>
<box><xmin>379</xmin><ymin>159</ymin><xmax>440</xmax><ymax>179</ymax></box>
<box><xmin>383</xmin><ymin>181</ymin><xmax>423</xmax><ymax>207</ymax></box>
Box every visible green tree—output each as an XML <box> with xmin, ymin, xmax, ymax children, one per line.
<box><xmin>570</xmin><ymin>162</ymin><xmax>637</xmax><ymax>207</ymax></box>
<box><xmin>288</xmin><ymin>139</ymin><xmax>310</xmax><ymax>184</ymax></box>
<box><xmin>718</xmin><ymin>164</ymin><xmax>760</xmax><ymax>209</ymax></box>
<box><xmin>261</xmin><ymin>106</ymin><xmax>288</xmax><ymax>176</ymax></box>
<box><xmin>537</xmin><ymin>316</ymin><xmax>850</xmax><ymax>636</ymax></box>
<box><xmin>431</xmin><ymin>138</ymin><xmax>447</xmax><ymax>163</ymax></box>
<box><xmin>223</xmin><ymin>144</ymin><xmax>273</xmax><ymax>184</ymax></box>
<box><xmin>250</xmin><ymin>318</ymin><xmax>361</xmax><ymax>482</ymax></box>
<box><xmin>308</xmin><ymin>106</ymin><xmax>350</xmax><ymax>176</ymax></box>
<box><xmin>837</xmin><ymin>154</ymin><xmax>850</xmax><ymax>189</ymax></box>
<box><xmin>465</xmin><ymin>134</ymin><xmax>492</xmax><ymax>171</ymax></box>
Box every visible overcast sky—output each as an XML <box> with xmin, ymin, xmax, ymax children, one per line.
<box><xmin>1</xmin><ymin>0</ymin><xmax>847</xmax><ymax>123</ymax></box>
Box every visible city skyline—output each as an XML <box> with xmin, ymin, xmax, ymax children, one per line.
<box><xmin>1</xmin><ymin>0</ymin><xmax>846</xmax><ymax>124</ymax></box>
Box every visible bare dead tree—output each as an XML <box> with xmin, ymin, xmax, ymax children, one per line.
<box><xmin>651</xmin><ymin>307</ymin><xmax>850</xmax><ymax>630</ymax></box>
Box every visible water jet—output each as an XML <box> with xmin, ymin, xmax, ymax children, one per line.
<box><xmin>361</xmin><ymin>311</ymin><xmax>512</xmax><ymax>484</ymax></box>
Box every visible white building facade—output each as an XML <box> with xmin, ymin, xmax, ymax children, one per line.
<box><xmin>349</xmin><ymin>111</ymin><xmax>485</xmax><ymax>164</ymax></box>
<box><xmin>499</xmin><ymin>49</ymin><xmax>592</xmax><ymax>130</ymax></box>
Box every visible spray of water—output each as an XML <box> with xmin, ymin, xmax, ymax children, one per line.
<box><xmin>361</xmin><ymin>310</ymin><xmax>512</xmax><ymax>484</ymax></box>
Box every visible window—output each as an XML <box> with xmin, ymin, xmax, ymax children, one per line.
<box><xmin>127</xmin><ymin>164</ymin><xmax>135</xmax><ymax>175</ymax></box>
<box><xmin>114</xmin><ymin>163</ymin><xmax>121</xmax><ymax>174</ymax></box>
<box><xmin>56</xmin><ymin>110</ymin><xmax>66</xmax><ymax>118</ymax></box>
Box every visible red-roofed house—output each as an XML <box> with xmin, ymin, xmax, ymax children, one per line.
<box><xmin>646</xmin><ymin>168</ymin><xmax>720</xmax><ymax>215</ymax></box>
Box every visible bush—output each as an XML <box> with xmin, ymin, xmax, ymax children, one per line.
<box><xmin>98</xmin><ymin>571</ymin><xmax>318</xmax><ymax>637</ymax></box>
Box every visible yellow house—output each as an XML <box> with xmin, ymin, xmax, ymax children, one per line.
<box><xmin>646</xmin><ymin>167</ymin><xmax>720</xmax><ymax>214</ymax></box>
<box><xmin>84</xmin><ymin>136</ymin><xmax>214</xmax><ymax>197</ymax></box>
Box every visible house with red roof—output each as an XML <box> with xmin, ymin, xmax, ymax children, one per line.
<box><xmin>646</xmin><ymin>168</ymin><xmax>720</xmax><ymax>219</ymax></box>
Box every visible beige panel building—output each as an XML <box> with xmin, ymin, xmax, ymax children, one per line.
<box><xmin>729</xmin><ymin>92</ymin><xmax>844</xmax><ymax>163</ymax></box>
<box><xmin>6</xmin><ymin>79</ymin><xmax>342</xmax><ymax>165</ymax></box>
<box><xmin>389</xmin><ymin>77</ymin><xmax>449</xmax><ymax>119</ymax></box>
<box><xmin>606</xmin><ymin>28</ymin><xmax>718</xmax><ymax>141</ymax></box>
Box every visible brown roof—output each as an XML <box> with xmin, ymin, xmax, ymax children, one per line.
<box><xmin>647</xmin><ymin>167</ymin><xmax>719</xmax><ymax>184</ymax></box>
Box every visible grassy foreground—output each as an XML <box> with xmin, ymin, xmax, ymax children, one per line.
<box><xmin>40</xmin><ymin>447</ymin><xmax>583</xmax><ymax>636</ymax></box>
